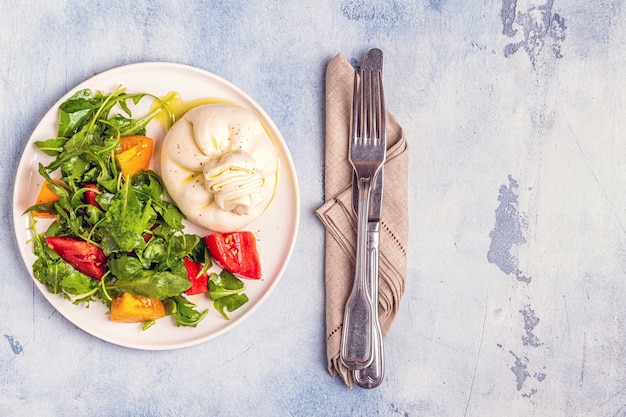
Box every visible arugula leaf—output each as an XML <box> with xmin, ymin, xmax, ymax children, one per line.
<box><xmin>109</xmin><ymin>270</ymin><xmax>191</xmax><ymax>300</ymax></box>
<box><xmin>166</xmin><ymin>234</ymin><xmax>201</xmax><ymax>267</ymax></box>
<box><xmin>142</xmin><ymin>320</ymin><xmax>156</xmax><ymax>331</ymax></box>
<box><xmin>82</xmin><ymin>204</ymin><xmax>103</xmax><ymax>226</ymax></box>
<box><xmin>59</xmin><ymin>155</ymin><xmax>90</xmax><ymax>183</ymax></box>
<box><xmin>59</xmin><ymin>272</ymin><xmax>98</xmax><ymax>299</ymax></box>
<box><xmin>209</xmin><ymin>271</ymin><xmax>245</xmax><ymax>299</ymax></box>
<box><xmin>213</xmin><ymin>294</ymin><xmax>249</xmax><ymax>321</ymax></box>
<box><xmin>165</xmin><ymin>295</ymin><xmax>209</xmax><ymax>327</ymax></box>
<box><xmin>32</xmin><ymin>255</ymin><xmax>73</xmax><ymax>294</ymax></box>
<box><xmin>160</xmin><ymin>204</ymin><xmax>184</xmax><ymax>231</ymax></box>
<box><xmin>107</xmin><ymin>255</ymin><xmax>144</xmax><ymax>279</ymax></box>
<box><xmin>208</xmin><ymin>271</ymin><xmax>248</xmax><ymax>320</ymax></box>
<box><xmin>132</xmin><ymin>171</ymin><xmax>184</xmax><ymax>230</ymax></box>
<box><xmin>57</xmin><ymin>89</ymin><xmax>104</xmax><ymax>137</ymax></box>
<box><xmin>34</xmin><ymin>137</ymin><xmax>68</xmax><ymax>156</ymax></box>
<box><xmin>99</xmin><ymin>176</ymin><xmax>156</xmax><ymax>254</ymax></box>
<box><xmin>139</xmin><ymin>236</ymin><xmax>167</xmax><ymax>267</ymax></box>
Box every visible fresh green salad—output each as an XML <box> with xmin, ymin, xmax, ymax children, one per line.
<box><xmin>25</xmin><ymin>86</ymin><xmax>251</xmax><ymax>330</ymax></box>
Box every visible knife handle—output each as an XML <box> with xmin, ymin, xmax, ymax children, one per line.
<box><xmin>355</xmin><ymin>224</ymin><xmax>385</xmax><ymax>388</ymax></box>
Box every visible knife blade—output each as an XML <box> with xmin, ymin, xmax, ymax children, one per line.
<box><xmin>352</xmin><ymin>48</ymin><xmax>385</xmax><ymax>388</ymax></box>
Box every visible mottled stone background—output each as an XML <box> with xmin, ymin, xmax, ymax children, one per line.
<box><xmin>2</xmin><ymin>1</ymin><xmax>626</xmax><ymax>416</ymax></box>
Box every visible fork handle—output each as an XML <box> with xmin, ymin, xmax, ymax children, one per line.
<box><xmin>340</xmin><ymin>179</ymin><xmax>374</xmax><ymax>370</ymax></box>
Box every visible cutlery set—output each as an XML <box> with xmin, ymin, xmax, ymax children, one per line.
<box><xmin>340</xmin><ymin>48</ymin><xmax>386</xmax><ymax>389</ymax></box>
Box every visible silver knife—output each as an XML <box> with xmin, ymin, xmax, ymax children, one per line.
<box><xmin>352</xmin><ymin>48</ymin><xmax>385</xmax><ymax>388</ymax></box>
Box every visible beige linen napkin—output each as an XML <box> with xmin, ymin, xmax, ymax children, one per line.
<box><xmin>316</xmin><ymin>53</ymin><xmax>409</xmax><ymax>387</ymax></box>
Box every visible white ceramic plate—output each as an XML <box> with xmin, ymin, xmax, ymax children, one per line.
<box><xmin>12</xmin><ymin>62</ymin><xmax>300</xmax><ymax>350</ymax></box>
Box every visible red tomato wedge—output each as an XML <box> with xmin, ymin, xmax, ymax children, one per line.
<box><xmin>83</xmin><ymin>183</ymin><xmax>101</xmax><ymax>209</ymax></box>
<box><xmin>183</xmin><ymin>257</ymin><xmax>209</xmax><ymax>295</ymax></box>
<box><xmin>204</xmin><ymin>232</ymin><xmax>261</xmax><ymax>279</ymax></box>
<box><xmin>45</xmin><ymin>236</ymin><xmax>107</xmax><ymax>280</ymax></box>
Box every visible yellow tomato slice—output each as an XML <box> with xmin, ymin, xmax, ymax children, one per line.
<box><xmin>110</xmin><ymin>292</ymin><xmax>165</xmax><ymax>323</ymax></box>
<box><xmin>33</xmin><ymin>180</ymin><xmax>62</xmax><ymax>218</ymax></box>
<box><xmin>115</xmin><ymin>135</ymin><xmax>154</xmax><ymax>177</ymax></box>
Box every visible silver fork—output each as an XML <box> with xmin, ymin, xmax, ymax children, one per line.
<box><xmin>340</xmin><ymin>57</ymin><xmax>387</xmax><ymax>370</ymax></box>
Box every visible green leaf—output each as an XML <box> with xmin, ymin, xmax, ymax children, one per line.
<box><xmin>57</xmin><ymin>89</ymin><xmax>103</xmax><ymax>137</ymax></box>
<box><xmin>132</xmin><ymin>171</ymin><xmax>184</xmax><ymax>230</ymax></box>
<box><xmin>168</xmin><ymin>258</ymin><xmax>187</xmax><ymax>279</ymax></box>
<box><xmin>59</xmin><ymin>272</ymin><xmax>97</xmax><ymax>296</ymax></box>
<box><xmin>32</xmin><ymin>257</ymin><xmax>72</xmax><ymax>294</ymax></box>
<box><xmin>142</xmin><ymin>320</ymin><xmax>156</xmax><ymax>330</ymax></box>
<box><xmin>107</xmin><ymin>114</ymin><xmax>147</xmax><ymax>137</ymax></box>
<box><xmin>213</xmin><ymin>294</ymin><xmax>249</xmax><ymax>321</ymax></box>
<box><xmin>59</xmin><ymin>155</ymin><xmax>90</xmax><ymax>183</ymax></box>
<box><xmin>165</xmin><ymin>295</ymin><xmax>208</xmax><ymax>327</ymax></box>
<box><xmin>95</xmin><ymin>190</ymin><xmax>115</xmax><ymax>209</ymax></box>
<box><xmin>110</xmin><ymin>270</ymin><xmax>191</xmax><ymax>300</ymax></box>
<box><xmin>209</xmin><ymin>271</ymin><xmax>245</xmax><ymax>300</ymax></box>
<box><xmin>140</xmin><ymin>236</ymin><xmax>167</xmax><ymax>266</ymax></box>
<box><xmin>99</xmin><ymin>177</ymin><xmax>156</xmax><ymax>253</ymax></box>
<box><xmin>34</xmin><ymin>137</ymin><xmax>68</xmax><ymax>156</ymax></box>
<box><xmin>187</xmin><ymin>240</ymin><xmax>210</xmax><ymax>267</ymax></box>
<box><xmin>107</xmin><ymin>255</ymin><xmax>143</xmax><ymax>279</ymax></box>
<box><xmin>82</xmin><ymin>204</ymin><xmax>103</xmax><ymax>226</ymax></box>
<box><xmin>160</xmin><ymin>203</ymin><xmax>184</xmax><ymax>230</ymax></box>
<box><xmin>208</xmin><ymin>271</ymin><xmax>248</xmax><ymax>320</ymax></box>
<box><xmin>166</xmin><ymin>234</ymin><xmax>201</xmax><ymax>265</ymax></box>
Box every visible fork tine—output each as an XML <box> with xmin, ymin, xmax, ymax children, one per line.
<box><xmin>375</xmin><ymin>71</ymin><xmax>387</xmax><ymax>145</ymax></box>
<box><xmin>360</xmin><ymin>69</ymin><xmax>367</xmax><ymax>146</ymax></box>
<box><xmin>352</xmin><ymin>68</ymin><xmax>377</xmax><ymax>147</ymax></box>
<box><xmin>369</xmin><ymin>68</ymin><xmax>385</xmax><ymax>147</ymax></box>
<box><xmin>362</xmin><ymin>69</ymin><xmax>368</xmax><ymax>146</ymax></box>
<box><xmin>360</xmin><ymin>67</ymin><xmax>386</xmax><ymax>148</ymax></box>
<box><xmin>351</xmin><ymin>69</ymin><xmax>360</xmax><ymax>146</ymax></box>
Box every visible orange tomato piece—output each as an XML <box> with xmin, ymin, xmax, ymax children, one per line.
<box><xmin>110</xmin><ymin>292</ymin><xmax>165</xmax><ymax>323</ymax></box>
<box><xmin>33</xmin><ymin>180</ymin><xmax>62</xmax><ymax>218</ymax></box>
<box><xmin>115</xmin><ymin>135</ymin><xmax>154</xmax><ymax>177</ymax></box>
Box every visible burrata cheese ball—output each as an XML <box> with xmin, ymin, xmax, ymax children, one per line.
<box><xmin>160</xmin><ymin>104</ymin><xmax>278</xmax><ymax>232</ymax></box>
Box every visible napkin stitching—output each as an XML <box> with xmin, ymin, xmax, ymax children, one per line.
<box><xmin>381</xmin><ymin>220</ymin><xmax>406</xmax><ymax>257</ymax></box>
<box><xmin>327</xmin><ymin>323</ymin><xmax>342</xmax><ymax>341</ymax></box>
